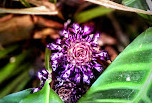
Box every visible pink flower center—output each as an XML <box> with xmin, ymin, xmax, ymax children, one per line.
<box><xmin>67</xmin><ymin>41</ymin><xmax>92</xmax><ymax>66</ymax></box>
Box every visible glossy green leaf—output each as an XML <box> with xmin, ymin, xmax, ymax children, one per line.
<box><xmin>74</xmin><ymin>6</ymin><xmax>113</xmax><ymax>23</ymax></box>
<box><xmin>0</xmin><ymin>89</ymin><xmax>31</xmax><ymax>103</ymax></box>
<box><xmin>20</xmin><ymin>80</ymin><xmax>63</xmax><ymax>103</ymax></box>
<box><xmin>122</xmin><ymin>0</ymin><xmax>149</xmax><ymax>10</ymax></box>
<box><xmin>45</xmin><ymin>47</ymin><xmax>52</xmax><ymax>72</ymax></box>
<box><xmin>19</xmin><ymin>0</ymin><xmax>31</xmax><ymax>7</ymax></box>
<box><xmin>0</xmin><ymin>80</ymin><xmax>63</xmax><ymax>103</ymax></box>
<box><xmin>122</xmin><ymin>0</ymin><xmax>152</xmax><ymax>22</ymax></box>
<box><xmin>78</xmin><ymin>27</ymin><xmax>152</xmax><ymax>103</ymax></box>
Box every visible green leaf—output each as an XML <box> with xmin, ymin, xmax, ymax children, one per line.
<box><xmin>19</xmin><ymin>0</ymin><xmax>31</xmax><ymax>7</ymax></box>
<box><xmin>0</xmin><ymin>80</ymin><xmax>63</xmax><ymax>103</ymax></box>
<box><xmin>20</xmin><ymin>80</ymin><xmax>63</xmax><ymax>103</ymax></box>
<box><xmin>78</xmin><ymin>27</ymin><xmax>152</xmax><ymax>103</ymax></box>
<box><xmin>74</xmin><ymin>6</ymin><xmax>113</xmax><ymax>23</ymax></box>
<box><xmin>0</xmin><ymin>45</ymin><xmax>18</xmax><ymax>59</ymax></box>
<box><xmin>0</xmin><ymin>51</ymin><xmax>30</xmax><ymax>84</ymax></box>
<box><xmin>122</xmin><ymin>0</ymin><xmax>152</xmax><ymax>22</ymax></box>
<box><xmin>49</xmin><ymin>0</ymin><xmax>57</xmax><ymax>3</ymax></box>
<box><xmin>122</xmin><ymin>0</ymin><xmax>149</xmax><ymax>10</ymax></box>
<box><xmin>45</xmin><ymin>47</ymin><xmax>52</xmax><ymax>72</ymax></box>
<box><xmin>0</xmin><ymin>70</ymin><xmax>30</xmax><ymax>98</ymax></box>
<box><xmin>0</xmin><ymin>89</ymin><xmax>31</xmax><ymax>103</ymax></box>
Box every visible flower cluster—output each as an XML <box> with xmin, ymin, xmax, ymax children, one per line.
<box><xmin>32</xmin><ymin>69</ymin><xmax>50</xmax><ymax>93</ymax></box>
<box><xmin>32</xmin><ymin>22</ymin><xmax>110</xmax><ymax>102</ymax></box>
<box><xmin>47</xmin><ymin>23</ymin><xmax>110</xmax><ymax>84</ymax></box>
<box><xmin>54</xmin><ymin>77</ymin><xmax>85</xmax><ymax>103</ymax></box>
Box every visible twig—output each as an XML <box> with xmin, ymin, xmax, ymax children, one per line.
<box><xmin>85</xmin><ymin>0</ymin><xmax>152</xmax><ymax>15</ymax></box>
<box><xmin>0</xmin><ymin>6</ymin><xmax>58</xmax><ymax>15</ymax></box>
<box><xmin>107</xmin><ymin>13</ymin><xmax>129</xmax><ymax>47</ymax></box>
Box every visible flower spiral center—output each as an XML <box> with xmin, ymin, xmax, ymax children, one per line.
<box><xmin>67</xmin><ymin>41</ymin><xmax>92</xmax><ymax>66</ymax></box>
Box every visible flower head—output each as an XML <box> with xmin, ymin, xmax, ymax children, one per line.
<box><xmin>54</xmin><ymin>77</ymin><xmax>85</xmax><ymax>103</ymax></box>
<box><xmin>47</xmin><ymin>23</ymin><xmax>110</xmax><ymax>84</ymax></box>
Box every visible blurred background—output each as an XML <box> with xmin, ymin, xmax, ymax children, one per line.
<box><xmin>0</xmin><ymin>0</ymin><xmax>151</xmax><ymax>98</ymax></box>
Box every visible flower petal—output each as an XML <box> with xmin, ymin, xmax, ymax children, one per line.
<box><xmin>52</xmin><ymin>60</ymin><xmax>58</xmax><ymax>71</ymax></box>
<box><xmin>97</xmin><ymin>50</ymin><xmax>110</xmax><ymax>61</ymax></box>
<box><xmin>92</xmin><ymin>33</ymin><xmax>100</xmax><ymax>43</ymax></box>
<box><xmin>72</xmin><ymin>23</ymin><xmax>81</xmax><ymax>33</ymax></box>
<box><xmin>75</xmin><ymin>73</ymin><xmax>81</xmax><ymax>83</ymax></box>
<box><xmin>62</xmin><ymin>69</ymin><xmax>71</xmax><ymax>79</ymax></box>
<box><xmin>83</xmin><ymin>26</ymin><xmax>92</xmax><ymax>35</ymax></box>
<box><xmin>33</xmin><ymin>88</ymin><xmax>40</xmax><ymax>93</ymax></box>
<box><xmin>62</xmin><ymin>30</ymin><xmax>69</xmax><ymax>38</ymax></box>
<box><xmin>94</xmin><ymin>63</ymin><xmax>103</xmax><ymax>72</ymax></box>
<box><xmin>83</xmin><ymin>73</ymin><xmax>90</xmax><ymax>84</ymax></box>
<box><xmin>47</xmin><ymin>43</ymin><xmax>62</xmax><ymax>51</ymax></box>
<box><xmin>38</xmin><ymin>72</ymin><xmax>43</xmax><ymax>80</ymax></box>
<box><xmin>56</xmin><ymin>39</ymin><xmax>61</xmax><ymax>44</ymax></box>
<box><xmin>51</xmin><ymin>52</ymin><xmax>63</xmax><ymax>60</ymax></box>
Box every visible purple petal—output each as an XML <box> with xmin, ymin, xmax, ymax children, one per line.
<box><xmin>64</xmin><ymin>19</ymin><xmax>71</xmax><ymax>28</ymax></box>
<box><xmin>52</xmin><ymin>60</ymin><xmax>58</xmax><ymax>65</ymax></box>
<box><xmin>86</xmin><ymin>68</ymin><xmax>93</xmax><ymax>75</ymax></box>
<box><xmin>51</xmin><ymin>52</ymin><xmax>63</xmax><ymax>60</ymax></box>
<box><xmin>65</xmin><ymin>38</ymin><xmax>71</xmax><ymax>45</ymax></box>
<box><xmin>38</xmin><ymin>72</ymin><xmax>43</xmax><ymax>80</ymax></box>
<box><xmin>96</xmin><ymin>67</ymin><xmax>103</xmax><ymax>72</ymax></box>
<box><xmin>56</xmin><ymin>39</ymin><xmax>61</xmax><ymax>44</ymax></box>
<box><xmin>62</xmin><ymin>30</ymin><xmax>69</xmax><ymax>38</ymax></box>
<box><xmin>75</xmin><ymin>73</ymin><xmax>81</xmax><ymax>83</ymax></box>
<box><xmin>75</xmin><ymin>67</ymin><xmax>79</xmax><ymax>73</ymax></box>
<box><xmin>33</xmin><ymin>88</ymin><xmax>40</xmax><ymax>93</ymax></box>
<box><xmin>85</xmin><ymin>35</ymin><xmax>92</xmax><ymax>42</ymax></box>
<box><xmin>52</xmin><ymin>65</ymin><xmax>57</xmax><ymax>71</ymax></box>
<box><xmin>62</xmin><ymin>69</ymin><xmax>71</xmax><ymax>79</ymax></box>
<box><xmin>72</xmin><ymin>23</ymin><xmax>81</xmax><ymax>33</ymax></box>
<box><xmin>47</xmin><ymin>43</ymin><xmax>62</xmax><ymax>51</ymax></box>
<box><xmin>52</xmin><ymin>60</ymin><xmax>58</xmax><ymax>71</ymax></box>
<box><xmin>76</xmin><ymin>33</ymin><xmax>81</xmax><ymax>39</ymax></box>
<box><xmin>51</xmin><ymin>53</ymin><xmax>59</xmax><ymax>60</ymax></box>
<box><xmin>42</xmin><ymin>69</ymin><xmax>47</xmax><ymax>75</ymax></box>
<box><xmin>73</xmin><ymin>23</ymin><xmax>80</xmax><ymax>30</ymax></box>
<box><xmin>83</xmin><ymin>74</ymin><xmax>90</xmax><ymax>84</ymax></box>
<box><xmin>65</xmin><ymin>64</ymin><xmax>70</xmax><ymax>70</ymax></box>
<box><xmin>92</xmin><ymin>33</ymin><xmax>100</xmax><ymax>43</ymax></box>
<box><xmin>94</xmin><ymin>63</ymin><xmax>103</xmax><ymax>72</ymax></box>
<box><xmin>83</xmin><ymin>26</ymin><xmax>92</xmax><ymax>35</ymax></box>
<box><xmin>81</xmin><ymin>66</ymin><xmax>87</xmax><ymax>72</ymax></box>
<box><xmin>97</xmin><ymin>50</ymin><xmax>110</xmax><ymax>61</ymax></box>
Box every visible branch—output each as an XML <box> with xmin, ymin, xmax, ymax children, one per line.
<box><xmin>85</xmin><ymin>0</ymin><xmax>152</xmax><ymax>15</ymax></box>
<box><xmin>0</xmin><ymin>6</ymin><xmax>58</xmax><ymax>15</ymax></box>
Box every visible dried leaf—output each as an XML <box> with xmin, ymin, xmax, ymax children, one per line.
<box><xmin>105</xmin><ymin>46</ymin><xmax>118</xmax><ymax>61</ymax></box>
<box><xmin>33</xmin><ymin>16</ymin><xmax>63</xmax><ymax>28</ymax></box>
<box><xmin>0</xmin><ymin>15</ymin><xmax>34</xmax><ymax>45</ymax></box>
<box><xmin>0</xmin><ymin>14</ymin><xmax>13</xmax><ymax>22</ymax></box>
<box><xmin>33</xmin><ymin>28</ymin><xmax>59</xmax><ymax>39</ymax></box>
<box><xmin>26</xmin><ymin>0</ymin><xmax>56</xmax><ymax>11</ymax></box>
<box><xmin>0</xmin><ymin>6</ymin><xmax>58</xmax><ymax>15</ymax></box>
<box><xmin>85</xmin><ymin>0</ymin><xmax>152</xmax><ymax>15</ymax></box>
<box><xmin>98</xmin><ymin>33</ymin><xmax>117</xmax><ymax>46</ymax></box>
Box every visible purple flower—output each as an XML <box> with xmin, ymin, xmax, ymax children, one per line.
<box><xmin>32</xmin><ymin>68</ymin><xmax>50</xmax><ymax>93</ymax></box>
<box><xmin>47</xmin><ymin>23</ymin><xmax>110</xmax><ymax>84</ymax></box>
<box><xmin>54</xmin><ymin>77</ymin><xmax>85</xmax><ymax>103</ymax></box>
